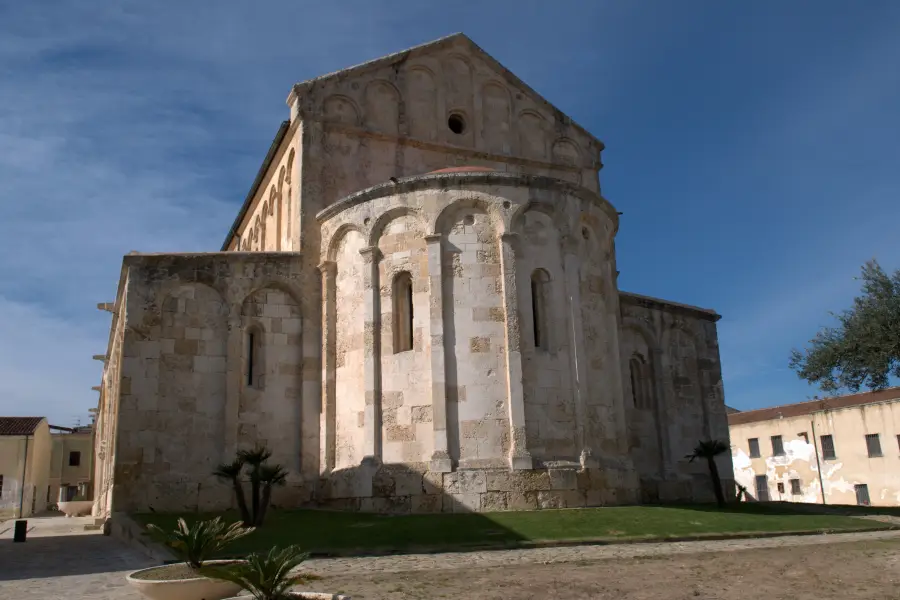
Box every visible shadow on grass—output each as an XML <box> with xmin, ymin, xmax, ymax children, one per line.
<box><xmin>676</xmin><ymin>501</ymin><xmax>900</xmax><ymax>518</ymax></box>
<box><xmin>132</xmin><ymin>502</ymin><xmax>888</xmax><ymax>560</ymax></box>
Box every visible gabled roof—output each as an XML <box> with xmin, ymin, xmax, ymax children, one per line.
<box><xmin>0</xmin><ymin>416</ymin><xmax>45</xmax><ymax>436</ymax></box>
<box><xmin>290</xmin><ymin>33</ymin><xmax>603</xmax><ymax>150</ymax></box>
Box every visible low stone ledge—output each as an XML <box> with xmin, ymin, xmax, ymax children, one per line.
<box><xmin>109</xmin><ymin>512</ymin><xmax>174</xmax><ymax>563</ymax></box>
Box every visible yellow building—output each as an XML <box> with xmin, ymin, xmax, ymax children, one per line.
<box><xmin>729</xmin><ymin>388</ymin><xmax>900</xmax><ymax>506</ymax></box>
<box><xmin>0</xmin><ymin>417</ymin><xmax>51</xmax><ymax>519</ymax></box>
<box><xmin>48</xmin><ymin>425</ymin><xmax>94</xmax><ymax>505</ymax></box>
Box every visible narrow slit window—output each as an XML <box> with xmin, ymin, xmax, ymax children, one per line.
<box><xmin>247</xmin><ymin>332</ymin><xmax>255</xmax><ymax>386</ymax></box>
<box><xmin>393</xmin><ymin>272</ymin><xmax>414</xmax><ymax>353</ymax></box>
<box><xmin>246</xmin><ymin>327</ymin><xmax>264</xmax><ymax>388</ymax></box>
<box><xmin>530</xmin><ymin>269</ymin><xmax>550</xmax><ymax>351</ymax></box>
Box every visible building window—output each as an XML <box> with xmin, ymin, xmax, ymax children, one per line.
<box><xmin>790</xmin><ymin>478</ymin><xmax>802</xmax><ymax>495</ymax></box>
<box><xmin>820</xmin><ymin>434</ymin><xmax>836</xmax><ymax>460</ymax></box>
<box><xmin>798</xmin><ymin>432</ymin><xmax>808</xmax><ymax>443</ymax></box>
<box><xmin>46</xmin><ymin>486</ymin><xmax>51</xmax><ymax>503</ymax></box>
<box><xmin>855</xmin><ymin>483</ymin><xmax>871</xmax><ymax>506</ymax></box>
<box><xmin>748</xmin><ymin>438</ymin><xmax>760</xmax><ymax>458</ymax></box>
<box><xmin>392</xmin><ymin>272</ymin><xmax>414</xmax><ymax>353</ymax></box>
<box><xmin>776</xmin><ymin>482</ymin><xmax>785</xmax><ymax>494</ymax></box>
<box><xmin>897</xmin><ymin>434</ymin><xmax>900</xmax><ymax>453</ymax></box>
<box><xmin>865</xmin><ymin>433</ymin><xmax>883</xmax><ymax>458</ymax></box>
<box><xmin>68</xmin><ymin>451</ymin><xmax>81</xmax><ymax>467</ymax></box>
<box><xmin>755</xmin><ymin>474</ymin><xmax>769</xmax><ymax>502</ymax></box>
<box><xmin>530</xmin><ymin>270</ymin><xmax>550</xmax><ymax>350</ymax></box>
<box><xmin>0</xmin><ymin>475</ymin><xmax>3</xmax><ymax>496</ymax></box>
<box><xmin>245</xmin><ymin>326</ymin><xmax>265</xmax><ymax>389</ymax></box>
<box><xmin>628</xmin><ymin>354</ymin><xmax>653</xmax><ymax>410</ymax></box>
<box><xmin>771</xmin><ymin>435</ymin><xmax>785</xmax><ymax>456</ymax></box>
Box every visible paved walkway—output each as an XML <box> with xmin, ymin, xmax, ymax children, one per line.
<box><xmin>0</xmin><ymin>516</ymin><xmax>898</xmax><ymax>599</ymax></box>
<box><xmin>0</xmin><ymin>516</ymin><xmax>152</xmax><ymax>600</ymax></box>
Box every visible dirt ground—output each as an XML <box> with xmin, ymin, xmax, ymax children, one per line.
<box><xmin>315</xmin><ymin>537</ymin><xmax>900</xmax><ymax>600</ymax></box>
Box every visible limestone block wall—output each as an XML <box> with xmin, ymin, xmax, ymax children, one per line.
<box><xmin>515</xmin><ymin>212</ymin><xmax>573</xmax><ymax>465</ymax></box>
<box><xmin>226</xmin><ymin>126</ymin><xmax>300</xmax><ymax>253</ymax></box>
<box><xmin>377</xmin><ymin>215</ymin><xmax>433</xmax><ymax>465</ymax></box>
<box><xmin>618</xmin><ymin>292</ymin><xmax>732</xmax><ymax>503</ymax></box>
<box><xmin>332</xmin><ymin>231</ymin><xmax>367</xmax><ymax>469</ymax></box>
<box><xmin>103</xmin><ymin>252</ymin><xmax>315</xmax><ymax>514</ymax></box>
<box><xmin>318</xmin><ymin>171</ymin><xmax>632</xmax><ymax>502</ymax></box>
<box><xmin>93</xmin><ymin>277</ymin><xmax>127</xmax><ymax>518</ymax></box>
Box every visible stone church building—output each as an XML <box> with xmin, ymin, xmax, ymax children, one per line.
<box><xmin>91</xmin><ymin>34</ymin><xmax>732</xmax><ymax>517</ymax></box>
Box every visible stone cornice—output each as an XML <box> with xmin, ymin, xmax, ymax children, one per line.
<box><xmin>316</xmin><ymin>171</ymin><xmax>619</xmax><ymax>228</ymax></box>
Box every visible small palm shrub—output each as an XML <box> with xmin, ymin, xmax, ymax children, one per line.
<box><xmin>685</xmin><ymin>439</ymin><xmax>730</xmax><ymax>508</ymax></box>
<box><xmin>214</xmin><ymin>445</ymin><xmax>288</xmax><ymax>527</ymax></box>
<box><xmin>202</xmin><ymin>545</ymin><xmax>316</xmax><ymax>600</ymax></box>
<box><xmin>146</xmin><ymin>517</ymin><xmax>254</xmax><ymax>569</ymax></box>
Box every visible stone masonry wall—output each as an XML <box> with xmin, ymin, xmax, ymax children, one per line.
<box><xmin>108</xmin><ymin>252</ymin><xmax>315</xmax><ymax>513</ymax></box>
<box><xmin>618</xmin><ymin>293</ymin><xmax>732</xmax><ymax>503</ymax></box>
<box><xmin>378</xmin><ymin>215</ymin><xmax>434</xmax><ymax>464</ymax></box>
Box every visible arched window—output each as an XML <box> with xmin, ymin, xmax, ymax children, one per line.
<box><xmin>531</xmin><ymin>269</ymin><xmax>550</xmax><ymax>350</ymax></box>
<box><xmin>393</xmin><ymin>272</ymin><xmax>414</xmax><ymax>353</ymax></box>
<box><xmin>629</xmin><ymin>353</ymin><xmax>652</xmax><ymax>409</ymax></box>
<box><xmin>246</xmin><ymin>325</ymin><xmax>265</xmax><ymax>388</ymax></box>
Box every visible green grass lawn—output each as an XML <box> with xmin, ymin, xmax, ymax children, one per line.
<box><xmin>132</xmin><ymin>503</ymin><xmax>885</xmax><ymax>557</ymax></box>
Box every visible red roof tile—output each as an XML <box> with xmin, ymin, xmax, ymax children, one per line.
<box><xmin>728</xmin><ymin>387</ymin><xmax>900</xmax><ymax>426</ymax></box>
<box><xmin>0</xmin><ymin>417</ymin><xmax>45</xmax><ymax>436</ymax></box>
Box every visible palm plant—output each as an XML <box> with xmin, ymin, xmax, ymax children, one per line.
<box><xmin>146</xmin><ymin>517</ymin><xmax>254</xmax><ymax>569</ymax></box>
<box><xmin>202</xmin><ymin>545</ymin><xmax>315</xmax><ymax>600</ymax></box>
<box><xmin>214</xmin><ymin>445</ymin><xmax>287</xmax><ymax>527</ymax></box>
<box><xmin>256</xmin><ymin>464</ymin><xmax>288</xmax><ymax>526</ymax></box>
<box><xmin>214</xmin><ymin>458</ymin><xmax>252</xmax><ymax>525</ymax></box>
<box><xmin>686</xmin><ymin>439</ymin><xmax>730</xmax><ymax>508</ymax></box>
<box><xmin>735</xmin><ymin>483</ymin><xmax>748</xmax><ymax>503</ymax></box>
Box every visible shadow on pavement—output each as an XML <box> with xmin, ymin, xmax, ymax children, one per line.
<box><xmin>0</xmin><ymin>534</ymin><xmax>151</xmax><ymax>581</ymax></box>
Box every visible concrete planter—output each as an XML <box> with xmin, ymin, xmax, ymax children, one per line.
<box><xmin>223</xmin><ymin>593</ymin><xmax>350</xmax><ymax>600</ymax></box>
<box><xmin>57</xmin><ymin>500</ymin><xmax>93</xmax><ymax>517</ymax></box>
<box><xmin>126</xmin><ymin>560</ymin><xmax>244</xmax><ymax>600</ymax></box>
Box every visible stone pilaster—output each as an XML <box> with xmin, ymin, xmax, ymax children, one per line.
<box><xmin>651</xmin><ymin>348</ymin><xmax>674</xmax><ymax>477</ymax></box>
<box><xmin>224</xmin><ymin>314</ymin><xmax>243</xmax><ymax>461</ymax></box>
<box><xmin>499</xmin><ymin>232</ymin><xmax>532</xmax><ymax>470</ymax></box>
<box><xmin>424</xmin><ymin>234</ymin><xmax>452</xmax><ymax>472</ymax></box>
<box><xmin>359</xmin><ymin>246</ymin><xmax>383</xmax><ymax>463</ymax></box>
<box><xmin>318</xmin><ymin>261</ymin><xmax>337</xmax><ymax>475</ymax></box>
<box><xmin>562</xmin><ymin>241</ymin><xmax>593</xmax><ymax>466</ymax></box>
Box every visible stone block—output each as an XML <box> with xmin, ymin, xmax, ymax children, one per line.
<box><xmin>361</xmin><ymin>496</ymin><xmax>411</xmax><ymax>514</ymax></box>
<box><xmin>458</xmin><ymin>470</ymin><xmax>487</xmax><ymax>494</ymax></box>
<box><xmin>486</xmin><ymin>470</ymin><xmax>550</xmax><ymax>493</ymax></box>
<box><xmin>411</xmin><ymin>494</ymin><xmax>442</xmax><ymax>514</ymax></box>
<box><xmin>394</xmin><ymin>471</ymin><xmax>424</xmax><ymax>496</ymax></box>
<box><xmin>548</xmin><ymin>468</ymin><xmax>578</xmax><ymax>491</ymax></box>
<box><xmin>507</xmin><ymin>491</ymin><xmax>539</xmax><ymax>511</ymax></box>
<box><xmin>480</xmin><ymin>491</ymin><xmax>509</xmax><ymax>512</ymax></box>
<box><xmin>422</xmin><ymin>470</ymin><xmax>445</xmax><ymax>494</ymax></box>
<box><xmin>445</xmin><ymin>493</ymin><xmax>481</xmax><ymax>513</ymax></box>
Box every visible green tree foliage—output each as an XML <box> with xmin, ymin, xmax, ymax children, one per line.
<box><xmin>790</xmin><ymin>260</ymin><xmax>900</xmax><ymax>393</ymax></box>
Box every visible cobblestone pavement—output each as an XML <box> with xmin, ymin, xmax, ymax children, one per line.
<box><xmin>0</xmin><ymin>517</ymin><xmax>897</xmax><ymax>599</ymax></box>
<box><xmin>0</xmin><ymin>517</ymin><xmax>152</xmax><ymax>600</ymax></box>
<box><xmin>303</xmin><ymin>528</ymin><xmax>900</xmax><ymax>575</ymax></box>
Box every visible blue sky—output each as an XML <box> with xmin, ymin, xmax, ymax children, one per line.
<box><xmin>1</xmin><ymin>1</ymin><xmax>898</xmax><ymax>425</ymax></box>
